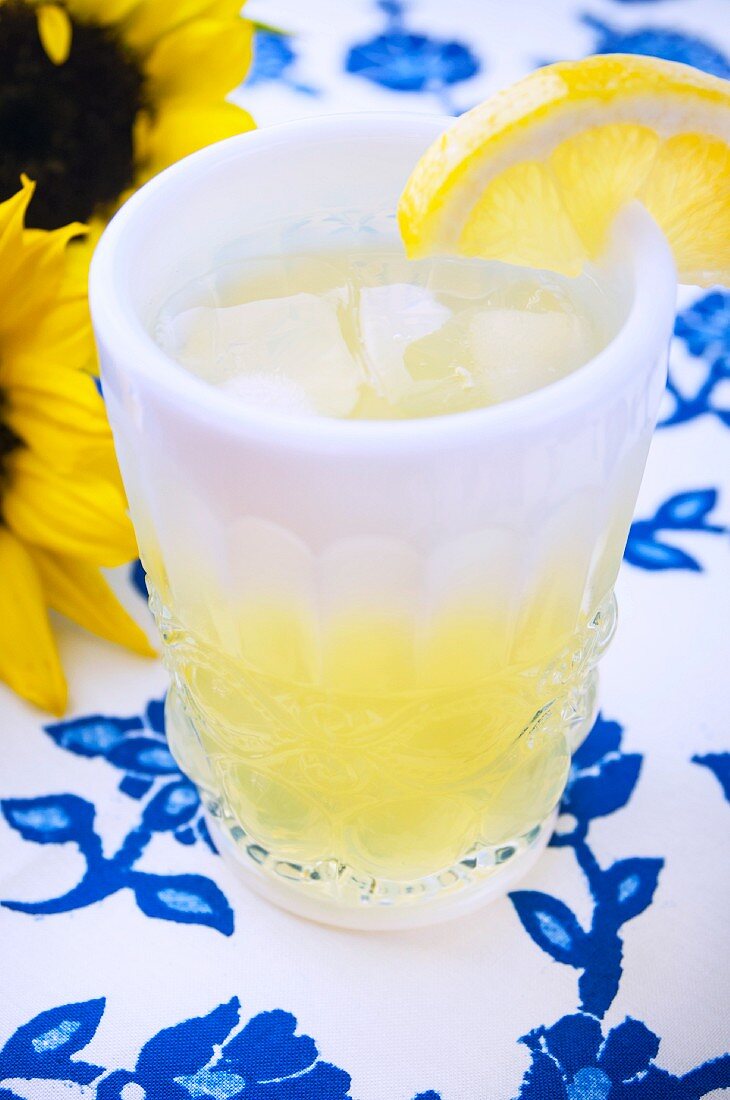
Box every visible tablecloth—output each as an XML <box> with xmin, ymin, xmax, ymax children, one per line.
<box><xmin>1</xmin><ymin>2</ymin><xmax>729</xmax><ymax>1097</ymax></box>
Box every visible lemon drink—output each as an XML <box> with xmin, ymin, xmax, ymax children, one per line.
<box><xmin>157</xmin><ymin>246</ymin><xmax>611</xmax><ymax>419</ymax></box>
<box><xmin>98</xmin><ymin>54</ymin><xmax>730</xmax><ymax>922</ymax></box>
<box><xmin>154</xmin><ymin>245</ymin><xmax>623</xmax><ymax>885</ymax></box>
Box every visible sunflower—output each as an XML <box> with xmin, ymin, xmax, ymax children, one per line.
<box><xmin>0</xmin><ymin>177</ymin><xmax>154</xmax><ymax>715</ymax></box>
<box><xmin>0</xmin><ymin>0</ymin><xmax>254</xmax><ymax>230</ymax></box>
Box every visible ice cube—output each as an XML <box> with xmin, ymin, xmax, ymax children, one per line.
<box><xmin>164</xmin><ymin>293</ymin><xmax>364</xmax><ymax>417</ymax></box>
<box><xmin>357</xmin><ymin>283</ymin><xmax>452</xmax><ymax>402</ymax></box>
<box><xmin>466</xmin><ymin>308</ymin><xmax>595</xmax><ymax>403</ymax></box>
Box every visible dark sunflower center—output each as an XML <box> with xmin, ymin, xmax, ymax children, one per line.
<box><xmin>0</xmin><ymin>2</ymin><xmax>145</xmax><ymax>228</ymax></box>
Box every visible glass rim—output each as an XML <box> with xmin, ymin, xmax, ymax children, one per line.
<box><xmin>89</xmin><ymin>112</ymin><xmax>677</xmax><ymax>454</ymax></box>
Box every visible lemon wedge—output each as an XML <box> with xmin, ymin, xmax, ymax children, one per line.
<box><xmin>398</xmin><ymin>54</ymin><xmax>730</xmax><ymax>285</ymax></box>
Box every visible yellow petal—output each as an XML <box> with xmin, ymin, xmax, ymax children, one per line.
<box><xmin>145</xmin><ymin>17</ymin><xmax>253</xmax><ymax>101</ymax></box>
<box><xmin>4</xmin><ymin>403</ymin><xmax>123</xmax><ymax>489</ymax></box>
<box><xmin>0</xmin><ymin>177</ymin><xmax>34</xmax><ymax>245</ymax></box>
<box><xmin>29</xmin><ymin>547</ymin><xmax>156</xmax><ymax>658</ymax></box>
<box><xmin>123</xmin><ymin>0</ymin><xmax>245</xmax><ymax>54</ymax></box>
<box><xmin>36</xmin><ymin>4</ymin><xmax>73</xmax><ymax>65</ymax></box>
<box><xmin>0</xmin><ymin>220</ymin><xmax>87</xmax><ymax>338</ymax></box>
<box><xmin>2</xmin><ymin>361</ymin><xmax>122</xmax><ymax>486</ymax></box>
<box><xmin>135</xmin><ymin>100</ymin><xmax>254</xmax><ymax>180</ymax></box>
<box><xmin>4</xmin><ymin>447</ymin><xmax>138</xmax><ymax>566</ymax></box>
<box><xmin>3</xmin><ymin>361</ymin><xmax>112</xmax><ymax>440</ymax></box>
<box><xmin>0</xmin><ymin>528</ymin><xmax>67</xmax><ymax>715</ymax></box>
<box><xmin>3</xmin><ymin>287</ymin><xmax>95</xmax><ymax>371</ymax></box>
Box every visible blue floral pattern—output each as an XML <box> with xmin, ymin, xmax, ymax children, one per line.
<box><xmin>518</xmin><ymin>1013</ymin><xmax>730</xmax><ymax>1099</ymax></box>
<box><xmin>512</xmin><ymin>716</ymin><xmax>729</xmax><ymax>1096</ymax></box>
<box><xmin>247</xmin><ymin>28</ymin><xmax>319</xmax><ymax>95</ymax></box>
<box><xmin>624</xmin><ymin>489</ymin><xmax>726</xmax><ymax>572</ymax></box>
<box><xmin>662</xmin><ymin>292</ymin><xmax>730</xmax><ymax>429</ymax></box>
<box><xmin>581</xmin><ymin>15</ymin><xmax>730</xmax><ymax>79</ymax></box>
<box><xmin>0</xmin><ymin>996</ymin><xmax>446</xmax><ymax>1100</ymax></box>
<box><xmin>2</xmin><ymin>1</ymin><xmax>729</xmax><ymax>1094</ymax></box>
<box><xmin>1</xmin><ymin>697</ymin><xmax>232</xmax><ymax>935</ymax></box>
<box><xmin>511</xmin><ymin>715</ymin><xmax>661</xmax><ymax>1019</ymax></box>
<box><xmin>346</xmin><ymin>1</ymin><xmax>479</xmax><ymax>113</ymax></box>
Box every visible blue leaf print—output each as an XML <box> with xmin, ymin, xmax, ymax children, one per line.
<box><xmin>220</xmin><ymin>1009</ymin><xmax>317</xmax><ymax>1081</ymax></box>
<box><xmin>624</xmin><ymin>534</ymin><xmax>701</xmax><ymax>572</ymax></box>
<box><xmin>0</xmin><ymin>694</ymin><xmax>228</xmax><ymax>930</ymax></box>
<box><xmin>146</xmin><ymin>696</ymin><xmax>166</xmax><ymax>734</ymax></box>
<box><xmin>45</xmin><ymin>714</ymin><xmax>142</xmax><ymax>758</ymax></box>
<box><xmin>1</xmin><ymin>795</ymin><xmax>95</xmax><ymax>845</ymax></box>
<box><xmin>135</xmin><ymin>997</ymin><xmax>240</xmax><ymax>1080</ymax></box>
<box><xmin>563</xmin><ymin>755</ymin><xmax>642</xmax><ymax>820</ymax></box>
<box><xmin>118</xmin><ymin>775</ymin><xmax>154</xmax><ymax>799</ymax></box>
<box><xmin>626</xmin><ymin>489</ymin><xmax>725</xmax><ymax>572</ymax></box>
<box><xmin>142</xmin><ymin>779</ymin><xmax>199</xmax><ymax>831</ymax></box>
<box><xmin>106</xmin><ymin>736</ymin><xmax>177</xmax><ymax>775</ymax></box>
<box><xmin>509</xmin><ymin>892</ymin><xmax>588</xmax><ymax>966</ymax></box>
<box><xmin>0</xmin><ymin>999</ymin><xmax>105</xmax><ymax>1085</ymax></box>
<box><xmin>601</xmin><ymin>858</ymin><xmax>663</xmax><ymax>922</ymax></box>
<box><xmin>655</xmin><ymin>489</ymin><xmax>718</xmax><ymax>527</ymax></box>
<box><xmin>692</xmin><ymin>753</ymin><xmax>730</xmax><ymax>801</ymax></box>
<box><xmin>132</xmin><ymin>872</ymin><xmax>234</xmax><ymax>935</ymax></box>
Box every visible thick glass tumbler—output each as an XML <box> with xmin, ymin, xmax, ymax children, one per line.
<box><xmin>90</xmin><ymin>115</ymin><xmax>675</xmax><ymax>928</ymax></box>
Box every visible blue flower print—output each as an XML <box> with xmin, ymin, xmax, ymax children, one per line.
<box><xmin>1</xmin><ymin>696</ymin><xmax>232</xmax><ymax>934</ymax></box>
<box><xmin>511</xmin><ymin>716</ymin><xmax>663</xmax><ymax>1017</ymax></box>
<box><xmin>662</xmin><ymin>292</ymin><xmax>730</xmax><ymax>429</ymax></box>
<box><xmin>44</xmin><ymin>695</ymin><xmax>214</xmax><ymax>851</ymax></box>
<box><xmin>517</xmin><ymin>1012</ymin><xmax>730</xmax><ymax>1099</ymax></box>
<box><xmin>246</xmin><ymin>28</ymin><xmax>319</xmax><ymax>95</ymax></box>
<box><xmin>346</xmin><ymin>32</ymin><xmax>479</xmax><ymax>94</ymax></box>
<box><xmin>345</xmin><ymin>1</ymin><xmax>479</xmax><ymax>113</ymax></box>
<box><xmin>0</xmin><ymin>998</ymin><xmax>349</xmax><ymax>1099</ymax></box>
<box><xmin>625</xmin><ymin>489</ymin><xmax>726</xmax><ymax>572</ymax></box>
<box><xmin>674</xmin><ymin>292</ymin><xmax>730</xmax><ymax>364</ymax></box>
<box><xmin>0</xmin><ymin>996</ymin><xmax>442</xmax><ymax>1099</ymax></box>
<box><xmin>582</xmin><ymin>15</ymin><xmax>730</xmax><ymax>79</ymax></box>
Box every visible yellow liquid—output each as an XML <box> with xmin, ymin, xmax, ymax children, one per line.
<box><xmin>160</xmin><ymin>587</ymin><xmax>613</xmax><ymax>886</ymax></box>
<box><xmin>154</xmin><ymin>244</ymin><xmax>616</xmax><ymax>890</ymax></box>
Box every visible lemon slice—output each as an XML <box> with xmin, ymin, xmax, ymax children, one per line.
<box><xmin>398</xmin><ymin>54</ymin><xmax>730</xmax><ymax>285</ymax></box>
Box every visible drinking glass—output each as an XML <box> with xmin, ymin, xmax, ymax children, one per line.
<box><xmin>90</xmin><ymin>115</ymin><xmax>676</xmax><ymax>928</ymax></box>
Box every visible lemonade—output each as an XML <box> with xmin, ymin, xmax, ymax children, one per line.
<box><xmin>153</xmin><ymin>242</ymin><xmax>620</xmax><ymax>893</ymax></box>
<box><xmin>156</xmin><ymin>244</ymin><xmax>611</xmax><ymax>420</ymax></box>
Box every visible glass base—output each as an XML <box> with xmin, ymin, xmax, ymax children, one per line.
<box><xmin>202</xmin><ymin>800</ymin><xmax>558</xmax><ymax>930</ymax></box>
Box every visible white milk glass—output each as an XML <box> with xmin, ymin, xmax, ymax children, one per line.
<box><xmin>90</xmin><ymin>116</ymin><xmax>676</xmax><ymax>929</ymax></box>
